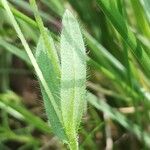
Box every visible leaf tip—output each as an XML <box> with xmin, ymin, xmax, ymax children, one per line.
<box><xmin>64</xmin><ymin>9</ymin><xmax>74</xmax><ymax>18</ymax></box>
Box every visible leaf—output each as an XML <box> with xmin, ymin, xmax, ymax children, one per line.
<box><xmin>2</xmin><ymin>0</ymin><xmax>64</xmax><ymax>141</ymax></box>
<box><xmin>30</xmin><ymin>0</ymin><xmax>67</xmax><ymax>141</ymax></box>
<box><xmin>36</xmin><ymin>34</ymin><xmax>67</xmax><ymax>141</ymax></box>
<box><xmin>60</xmin><ymin>10</ymin><xmax>86</xmax><ymax>148</ymax></box>
<box><xmin>131</xmin><ymin>0</ymin><xmax>150</xmax><ymax>38</ymax></box>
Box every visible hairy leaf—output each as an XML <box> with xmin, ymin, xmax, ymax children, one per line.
<box><xmin>36</xmin><ymin>35</ymin><xmax>67</xmax><ymax>141</ymax></box>
<box><xmin>60</xmin><ymin>10</ymin><xmax>86</xmax><ymax>148</ymax></box>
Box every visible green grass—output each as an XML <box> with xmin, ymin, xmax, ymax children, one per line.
<box><xmin>0</xmin><ymin>0</ymin><xmax>150</xmax><ymax>149</ymax></box>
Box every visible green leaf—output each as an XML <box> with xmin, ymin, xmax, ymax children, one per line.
<box><xmin>131</xmin><ymin>0</ymin><xmax>150</xmax><ymax>38</ymax></box>
<box><xmin>36</xmin><ymin>35</ymin><xmax>67</xmax><ymax>141</ymax></box>
<box><xmin>30</xmin><ymin>0</ymin><xmax>67</xmax><ymax>141</ymax></box>
<box><xmin>30</xmin><ymin>0</ymin><xmax>60</xmax><ymax>78</ymax></box>
<box><xmin>60</xmin><ymin>10</ymin><xmax>86</xmax><ymax>149</ymax></box>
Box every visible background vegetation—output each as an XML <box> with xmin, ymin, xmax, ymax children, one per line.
<box><xmin>0</xmin><ymin>0</ymin><xmax>150</xmax><ymax>149</ymax></box>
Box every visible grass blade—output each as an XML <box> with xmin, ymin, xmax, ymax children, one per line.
<box><xmin>131</xmin><ymin>0</ymin><xmax>150</xmax><ymax>38</ymax></box>
<box><xmin>87</xmin><ymin>92</ymin><xmax>150</xmax><ymax>147</ymax></box>
<box><xmin>0</xmin><ymin>92</ymin><xmax>51</xmax><ymax>134</ymax></box>
<box><xmin>0</xmin><ymin>39</ymin><xmax>30</xmax><ymax>64</ymax></box>
<box><xmin>97</xmin><ymin>0</ymin><xmax>150</xmax><ymax>78</ymax></box>
<box><xmin>84</xmin><ymin>31</ymin><xmax>125</xmax><ymax>74</ymax></box>
<box><xmin>140</xmin><ymin>0</ymin><xmax>150</xmax><ymax>22</ymax></box>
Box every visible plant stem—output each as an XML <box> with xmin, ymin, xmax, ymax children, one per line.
<box><xmin>68</xmin><ymin>137</ymin><xmax>78</xmax><ymax>150</ymax></box>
